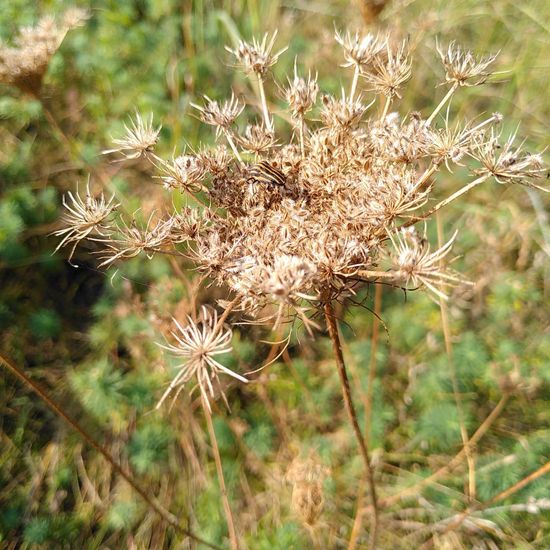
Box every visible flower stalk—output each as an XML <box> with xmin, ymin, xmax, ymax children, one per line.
<box><xmin>323</xmin><ymin>301</ymin><xmax>379</xmax><ymax>550</ymax></box>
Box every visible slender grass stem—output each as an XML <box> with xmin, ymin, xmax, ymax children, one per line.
<box><xmin>439</xmin><ymin>458</ymin><xmax>550</xmax><ymax>538</ymax></box>
<box><xmin>0</xmin><ymin>352</ymin><xmax>221</xmax><ymax>550</ymax></box>
<box><xmin>380</xmin><ymin>393</ymin><xmax>509</xmax><ymax>507</ymax></box>
<box><xmin>202</xmin><ymin>396</ymin><xmax>239</xmax><ymax>550</ymax></box>
<box><xmin>323</xmin><ymin>301</ymin><xmax>379</xmax><ymax>550</ymax></box>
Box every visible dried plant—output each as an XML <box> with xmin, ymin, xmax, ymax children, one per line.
<box><xmin>287</xmin><ymin>453</ymin><xmax>329</xmax><ymax>528</ymax></box>
<box><xmin>57</xmin><ymin>31</ymin><xmax>547</xmax><ymax>549</ymax></box>
<box><xmin>0</xmin><ymin>8</ymin><xmax>88</xmax><ymax>96</ymax></box>
<box><xmin>156</xmin><ymin>305</ymin><xmax>247</xmax><ymax>412</ymax></box>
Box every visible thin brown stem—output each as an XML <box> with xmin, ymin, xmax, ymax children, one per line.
<box><xmin>213</xmin><ymin>295</ymin><xmax>240</xmax><ymax>336</ymax></box>
<box><xmin>411</xmin><ymin>163</ymin><xmax>439</xmax><ymax>194</ymax></box>
<box><xmin>0</xmin><ymin>352</ymin><xmax>220</xmax><ymax>550</ymax></box>
<box><xmin>202</xmin><ymin>396</ymin><xmax>239</xmax><ymax>550</ymax></box>
<box><xmin>299</xmin><ymin>117</ymin><xmax>306</xmax><ymax>159</ymax></box>
<box><xmin>323</xmin><ymin>301</ymin><xmax>379</xmax><ymax>550</ymax></box>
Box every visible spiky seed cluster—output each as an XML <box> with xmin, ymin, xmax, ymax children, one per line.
<box><xmin>192</xmin><ymin>94</ymin><xmax>244</xmax><ymax>136</ymax></box>
<box><xmin>59</xmin><ymin>32</ymin><xmax>547</xmax><ymax>358</ymax></box>
<box><xmin>238</xmin><ymin>123</ymin><xmax>275</xmax><ymax>154</ymax></box>
<box><xmin>0</xmin><ymin>8</ymin><xmax>88</xmax><ymax>96</ymax></box>
<box><xmin>54</xmin><ymin>182</ymin><xmax>118</xmax><ymax>261</ymax></box>
<box><xmin>287</xmin><ymin>455</ymin><xmax>328</xmax><ymax>527</ymax></box>
<box><xmin>471</xmin><ymin>129</ymin><xmax>547</xmax><ymax>188</ymax></box>
<box><xmin>156</xmin><ymin>306</ymin><xmax>247</xmax><ymax>411</ymax></box>
<box><xmin>103</xmin><ymin>113</ymin><xmax>161</xmax><ymax>160</ymax></box>
<box><xmin>160</xmin><ymin>154</ymin><xmax>208</xmax><ymax>191</ymax></box>
<box><xmin>363</xmin><ymin>41</ymin><xmax>412</xmax><ymax>98</ymax></box>
<box><xmin>226</xmin><ymin>31</ymin><xmax>287</xmax><ymax>76</ymax></box>
<box><xmin>437</xmin><ymin>40</ymin><xmax>499</xmax><ymax>86</ymax></box>
<box><xmin>335</xmin><ymin>30</ymin><xmax>387</xmax><ymax>68</ymax></box>
<box><xmin>387</xmin><ymin>228</ymin><xmax>467</xmax><ymax>301</ymax></box>
<box><xmin>284</xmin><ymin>66</ymin><xmax>319</xmax><ymax>121</ymax></box>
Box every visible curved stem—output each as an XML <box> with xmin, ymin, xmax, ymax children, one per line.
<box><xmin>202</xmin><ymin>397</ymin><xmax>239</xmax><ymax>550</ymax></box>
<box><xmin>439</xmin><ymin>457</ymin><xmax>550</xmax><ymax>539</ymax></box>
<box><xmin>323</xmin><ymin>302</ymin><xmax>379</xmax><ymax>550</ymax></box>
<box><xmin>299</xmin><ymin>117</ymin><xmax>306</xmax><ymax>159</ymax></box>
<box><xmin>0</xmin><ymin>352</ymin><xmax>220</xmax><ymax>550</ymax></box>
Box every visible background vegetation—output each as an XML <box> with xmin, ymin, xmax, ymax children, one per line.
<box><xmin>1</xmin><ymin>0</ymin><xmax>549</xmax><ymax>548</ymax></box>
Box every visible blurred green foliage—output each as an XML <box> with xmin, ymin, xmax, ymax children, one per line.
<box><xmin>1</xmin><ymin>0</ymin><xmax>549</xmax><ymax>548</ymax></box>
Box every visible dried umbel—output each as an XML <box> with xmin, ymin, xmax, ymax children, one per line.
<box><xmin>58</xmin><ymin>31</ymin><xmax>547</xmax><ymax>410</ymax></box>
<box><xmin>53</xmin><ymin>181</ymin><xmax>118</xmax><ymax>263</ymax></box>
<box><xmin>0</xmin><ymin>8</ymin><xmax>88</xmax><ymax>96</ymax></box>
<box><xmin>156</xmin><ymin>306</ymin><xmax>247</xmax><ymax>411</ymax></box>
<box><xmin>103</xmin><ymin>113</ymin><xmax>161</xmax><ymax>160</ymax></box>
<box><xmin>287</xmin><ymin>455</ymin><xmax>329</xmax><ymax>527</ymax></box>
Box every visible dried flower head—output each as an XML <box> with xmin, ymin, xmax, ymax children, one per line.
<box><xmin>103</xmin><ymin>113</ymin><xmax>161</xmax><ymax>159</ymax></box>
<box><xmin>156</xmin><ymin>306</ymin><xmax>247</xmax><ymax>411</ymax></box>
<box><xmin>238</xmin><ymin>123</ymin><xmax>275</xmax><ymax>154</ymax></box>
<box><xmin>363</xmin><ymin>41</ymin><xmax>412</xmax><ymax>98</ymax></box>
<box><xmin>320</xmin><ymin>90</ymin><xmax>369</xmax><ymax>130</ymax></box>
<box><xmin>0</xmin><ymin>9</ymin><xmax>88</xmax><ymax>96</ymax></box>
<box><xmin>283</xmin><ymin>64</ymin><xmax>319</xmax><ymax>121</ymax></box>
<box><xmin>388</xmin><ymin>227</ymin><xmax>467</xmax><ymax>300</ymax></box>
<box><xmin>54</xmin><ymin>182</ymin><xmax>118</xmax><ymax>262</ymax></box>
<box><xmin>287</xmin><ymin>454</ymin><xmax>329</xmax><ymax>527</ymax></box>
<box><xmin>98</xmin><ymin>213</ymin><xmax>171</xmax><ymax>267</ymax></box>
<box><xmin>192</xmin><ymin>94</ymin><xmax>244</xmax><ymax>137</ymax></box>
<box><xmin>226</xmin><ymin>31</ymin><xmax>287</xmax><ymax>76</ymax></box>
<box><xmin>61</xmin><ymin>32</ymin><xmax>546</xmax><ymax>336</ymax></box>
<box><xmin>160</xmin><ymin>154</ymin><xmax>208</xmax><ymax>191</ymax></box>
<box><xmin>437</xmin><ymin>40</ymin><xmax>498</xmax><ymax>86</ymax></box>
<box><xmin>470</xmin><ymin>129</ymin><xmax>548</xmax><ymax>189</ymax></box>
<box><xmin>335</xmin><ymin>29</ymin><xmax>387</xmax><ymax>68</ymax></box>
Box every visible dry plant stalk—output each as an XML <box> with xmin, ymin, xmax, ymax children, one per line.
<box><xmin>56</xmin><ymin>28</ymin><xmax>547</xmax><ymax>547</ymax></box>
